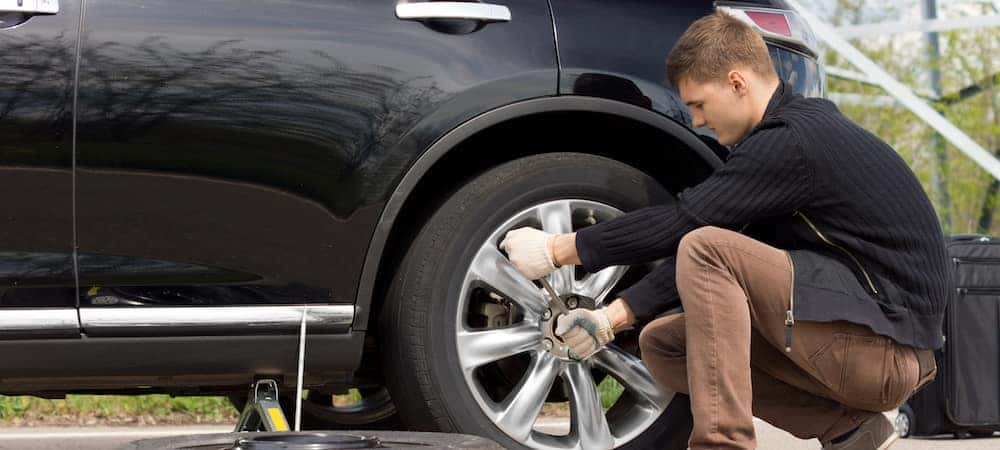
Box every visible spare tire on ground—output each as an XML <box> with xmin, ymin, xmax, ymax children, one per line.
<box><xmin>122</xmin><ymin>431</ymin><xmax>503</xmax><ymax>450</ymax></box>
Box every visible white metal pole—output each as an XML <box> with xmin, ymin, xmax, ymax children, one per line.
<box><xmin>294</xmin><ymin>305</ymin><xmax>307</xmax><ymax>431</ymax></box>
<box><xmin>786</xmin><ymin>0</ymin><xmax>1000</xmax><ymax>182</ymax></box>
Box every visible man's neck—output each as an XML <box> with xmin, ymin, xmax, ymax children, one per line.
<box><xmin>749</xmin><ymin>78</ymin><xmax>782</xmax><ymax>128</ymax></box>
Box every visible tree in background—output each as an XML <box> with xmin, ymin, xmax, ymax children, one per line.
<box><xmin>812</xmin><ymin>0</ymin><xmax>998</xmax><ymax>235</ymax></box>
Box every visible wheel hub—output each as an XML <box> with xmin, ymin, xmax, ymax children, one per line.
<box><xmin>539</xmin><ymin>293</ymin><xmax>597</xmax><ymax>361</ymax></box>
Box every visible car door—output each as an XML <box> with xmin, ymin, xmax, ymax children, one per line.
<box><xmin>0</xmin><ymin>0</ymin><xmax>80</xmax><ymax>338</ymax></box>
<box><xmin>73</xmin><ymin>0</ymin><xmax>557</xmax><ymax>336</ymax></box>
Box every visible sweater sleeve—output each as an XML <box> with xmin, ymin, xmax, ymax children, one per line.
<box><xmin>576</xmin><ymin>126</ymin><xmax>814</xmax><ymax>272</ymax></box>
<box><xmin>617</xmin><ymin>256</ymin><xmax>680</xmax><ymax>322</ymax></box>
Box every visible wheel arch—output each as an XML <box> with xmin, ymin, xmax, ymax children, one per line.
<box><xmin>352</xmin><ymin>95</ymin><xmax>723</xmax><ymax>333</ymax></box>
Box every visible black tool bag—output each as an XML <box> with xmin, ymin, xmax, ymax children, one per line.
<box><xmin>907</xmin><ymin>234</ymin><xmax>1000</xmax><ymax>436</ymax></box>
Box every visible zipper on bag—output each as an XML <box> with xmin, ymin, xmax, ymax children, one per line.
<box><xmin>956</xmin><ymin>287</ymin><xmax>1000</xmax><ymax>295</ymax></box>
<box><xmin>953</xmin><ymin>257</ymin><xmax>1000</xmax><ymax>265</ymax></box>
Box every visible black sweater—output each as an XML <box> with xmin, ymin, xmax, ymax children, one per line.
<box><xmin>576</xmin><ymin>82</ymin><xmax>950</xmax><ymax>350</ymax></box>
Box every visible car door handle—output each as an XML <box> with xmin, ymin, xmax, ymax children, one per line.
<box><xmin>395</xmin><ymin>2</ymin><xmax>510</xmax><ymax>23</ymax></box>
<box><xmin>0</xmin><ymin>0</ymin><xmax>59</xmax><ymax>15</ymax></box>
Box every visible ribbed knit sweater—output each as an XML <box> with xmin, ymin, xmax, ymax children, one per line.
<box><xmin>576</xmin><ymin>82</ymin><xmax>950</xmax><ymax>350</ymax></box>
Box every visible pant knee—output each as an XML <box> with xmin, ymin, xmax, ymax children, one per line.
<box><xmin>676</xmin><ymin>225</ymin><xmax>768</xmax><ymax>298</ymax></box>
<box><xmin>678</xmin><ymin>226</ymin><xmax>722</xmax><ymax>257</ymax></box>
<box><xmin>676</xmin><ymin>226</ymin><xmax>730</xmax><ymax>294</ymax></box>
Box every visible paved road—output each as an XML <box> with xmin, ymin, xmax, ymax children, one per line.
<box><xmin>1</xmin><ymin>420</ymin><xmax>999</xmax><ymax>449</ymax></box>
<box><xmin>0</xmin><ymin>426</ymin><xmax>231</xmax><ymax>450</ymax></box>
<box><xmin>754</xmin><ymin>418</ymin><xmax>1000</xmax><ymax>449</ymax></box>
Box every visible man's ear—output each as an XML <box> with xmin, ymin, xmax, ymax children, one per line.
<box><xmin>726</xmin><ymin>70</ymin><xmax>749</xmax><ymax>97</ymax></box>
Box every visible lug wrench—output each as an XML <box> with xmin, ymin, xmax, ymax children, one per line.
<box><xmin>539</xmin><ymin>277</ymin><xmax>568</xmax><ymax>314</ymax></box>
<box><xmin>540</xmin><ymin>277</ymin><xmax>591</xmax><ymax>361</ymax></box>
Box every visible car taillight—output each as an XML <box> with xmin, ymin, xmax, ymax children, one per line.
<box><xmin>718</xmin><ymin>5</ymin><xmax>819</xmax><ymax>58</ymax></box>
<box><xmin>744</xmin><ymin>10</ymin><xmax>792</xmax><ymax>37</ymax></box>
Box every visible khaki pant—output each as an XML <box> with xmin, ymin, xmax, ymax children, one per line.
<box><xmin>638</xmin><ymin>226</ymin><xmax>936</xmax><ymax>449</ymax></box>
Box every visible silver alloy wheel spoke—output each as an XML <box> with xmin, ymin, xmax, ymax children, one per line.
<box><xmin>576</xmin><ymin>265</ymin><xmax>628</xmax><ymax>306</ymax></box>
<box><xmin>538</xmin><ymin>201</ymin><xmax>575</xmax><ymax>293</ymax></box>
<box><xmin>457</xmin><ymin>323</ymin><xmax>543</xmax><ymax>372</ymax></box>
<box><xmin>494</xmin><ymin>352</ymin><xmax>563</xmax><ymax>442</ymax></box>
<box><xmin>469</xmin><ymin>243</ymin><xmax>548</xmax><ymax>318</ymax></box>
<box><xmin>537</xmin><ymin>201</ymin><xmax>574</xmax><ymax>234</ymax></box>
<box><xmin>564</xmin><ymin>363</ymin><xmax>615</xmax><ymax>450</ymax></box>
<box><xmin>550</xmin><ymin>265</ymin><xmax>576</xmax><ymax>295</ymax></box>
<box><xmin>594</xmin><ymin>345</ymin><xmax>671</xmax><ymax>409</ymax></box>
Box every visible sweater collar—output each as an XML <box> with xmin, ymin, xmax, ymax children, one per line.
<box><xmin>762</xmin><ymin>80</ymin><xmax>793</xmax><ymax>120</ymax></box>
<box><xmin>730</xmin><ymin>80</ymin><xmax>792</xmax><ymax>150</ymax></box>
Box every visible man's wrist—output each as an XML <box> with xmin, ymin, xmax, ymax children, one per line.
<box><xmin>605</xmin><ymin>298</ymin><xmax>637</xmax><ymax>333</ymax></box>
<box><xmin>546</xmin><ymin>235</ymin><xmax>560</xmax><ymax>268</ymax></box>
<box><xmin>551</xmin><ymin>233</ymin><xmax>582</xmax><ymax>267</ymax></box>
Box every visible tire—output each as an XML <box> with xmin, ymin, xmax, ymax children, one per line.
<box><xmin>895</xmin><ymin>404</ymin><xmax>914</xmax><ymax>438</ymax></box>
<box><xmin>379</xmin><ymin>153</ymin><xmax>692</xmax><ymax>450</ymax></box>
<box><xmin>228</xmin><ymin>387</ymin><xmax>402</xmax><ymax>430</ymax></box>
<box><xmin>953</xmin><ymin>429</ymin><xmax>995</xmax><ymax>439</ymax></box>
<box><xmin>299</xmin><ymin>387</ymin><xmax>403</xmax><ymax>430</ymax></box>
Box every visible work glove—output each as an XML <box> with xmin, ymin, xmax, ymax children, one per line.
<box><xmin>499</xmin><ymin>227</ymin><xmax>558</xmax><ymax>280</ymax></box>
<box><xmin>555</xmin><ymin>307</ymin><xmax>615</xmax><ymax>360</ymax></box>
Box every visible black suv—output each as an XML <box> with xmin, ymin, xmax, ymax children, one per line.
<box><xmin>0</xmin><ymin>1</ymin><xmax>823</xmax><ymax>449</ymax></box>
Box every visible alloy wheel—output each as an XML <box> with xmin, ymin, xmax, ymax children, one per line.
<box><xmin>455</xmin><ymin>199</ymin><xmax>673</xmax><ymax>450</ymax></box>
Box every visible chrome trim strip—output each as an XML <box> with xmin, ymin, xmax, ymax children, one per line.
<box><xmin>0</xmin><ymin>308</ymin><xmax>79</xmax><ymax>337</ymax></box>
<box><xmin>396</xmin><ymin>2</ymin><xmax>511</xmax><ymax>22</ymax></box>
<box><xmin>80</xmin><ymin>305</ymin><xmax>354</xmax><ymax>337</ymax></box>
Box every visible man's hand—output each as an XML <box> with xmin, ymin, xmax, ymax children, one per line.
<box><xmin>500</xmin><ymin>227</ymin><xmax>558</xmax><ymax>280</ymax></box>
<box><xmin>555</xmin><ymin>307</ymin><xmax>615</xmax><ymax>360</ymax></box>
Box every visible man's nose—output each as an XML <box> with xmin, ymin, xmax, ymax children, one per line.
<box><xmin>692</xmin><ymin>113</ymin><xmax>705</xmax><ymax>128</ymax></box>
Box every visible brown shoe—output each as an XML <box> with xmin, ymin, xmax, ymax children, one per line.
<box><xmin>821</xmin><ymin>414</ymin><xmax>898</xmax><ymax>450</ymax></box>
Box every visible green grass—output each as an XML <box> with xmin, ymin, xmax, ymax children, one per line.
<box><xmin>540</xmin><ymin>377</ymin><xmax>626</xmax><ymax>419</ymax></box>
<box><xmin>598</xmin><ymin>377</ymin><xmax>625</xmax><ymax>410</ymax></box>
<box><xmin>0</xmin><ymin>395</ymin><xmax>238</xmax><ymax>423</ymax></box>
<box><xmin>331</xmin><ymin>389</ymin><xmax>362</xmax><ymax>406</ymax></box>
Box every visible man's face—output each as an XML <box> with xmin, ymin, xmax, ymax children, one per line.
<box><xmin>678</xmin><ymin>76</ymin><xmax>755</xmax><ymax>146</ymax></box>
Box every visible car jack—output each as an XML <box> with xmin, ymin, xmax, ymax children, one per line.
<box><xmin>234</xmin><ymin>379</ymin><xmax>291</xmax><ymax>432</ymax></box>
<box><xmin>234</xmin><ymin>305</ymin><xmax>311</xmax><ymax>433</ymax></box>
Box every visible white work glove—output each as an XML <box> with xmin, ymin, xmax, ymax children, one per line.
<box><xmin>555</xmin><ymin>308</ymin><xmax>615</xmax><ymax>360</ymax></box>
<box><xmin>499</xmin><ymin>227</ymin><xmax>558</xmax><ymax>280</ymax></box>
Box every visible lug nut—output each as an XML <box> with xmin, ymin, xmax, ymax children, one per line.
<box><xmin>543</xmin><ymin>309</ymin><xmax>552</xmax><ymax>320</ymax></box>
<box><xmin>566</xmin><ymin>297</ymin><xmax>579</xmax><ymax>309</ymax></box>
<box><xmin>542</xmin><ymin>338</ymin><xmax>553</xmax><ymax>351</ymax></box>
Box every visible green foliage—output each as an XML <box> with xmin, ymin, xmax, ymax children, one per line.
<box><xmin>597</xmin><ymin>377</ymin><xmax>625</xmax><ymax>410</ymax></box>
<box><xmin>0</xmin><ymin>395</ymin><xmax>237</xmax><ymax>423</ymax></box>
<box><xmin>816</xmin><ymin>1</ymin><xmax>999</xmax><ymax>235</ymax></box>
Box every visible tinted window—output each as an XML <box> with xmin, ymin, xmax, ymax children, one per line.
<box><xmin>770</xmin><ymin>46</ymin><xmax>825</xmax><ymax>98</ymax></box>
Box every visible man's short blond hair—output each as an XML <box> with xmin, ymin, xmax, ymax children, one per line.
<box><xmin>666</xmin><ymin>11</ymin><xmax>777</xmax><ymax>87</ymax></box>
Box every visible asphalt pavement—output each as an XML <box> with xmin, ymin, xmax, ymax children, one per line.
<box><xmin>0</xmin><ymin>426</ymin><xmax>231</xmax><ymax>449</ymax></box>
<box><xmin>0</xmin><ymin>419</ymin><xmax>999</xmax><ymax>449</ymax></box>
